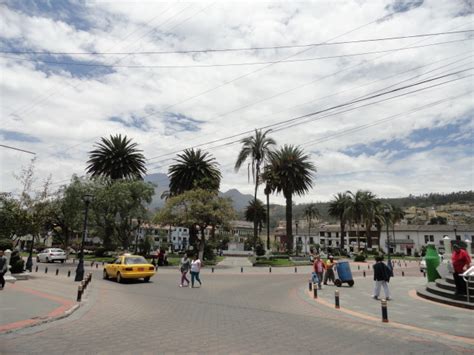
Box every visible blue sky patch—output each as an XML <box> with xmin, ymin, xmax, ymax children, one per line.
<box><xmin>163</xmin><ymin>112</ymin><xmax>204</xmax><ymax>135</ymax></box>
<box><xmin>0</xmin><ymin>129</ymin><xmax>41</xmax><ymax>143</ymax></box>
<box><xmin>342</xmin><ymin>117</ymin><xmax>472</xmax><ymax>161</ymax></box>
<box><xmin>109</xmin><ymin>115</ymin><xmax>149</xmax><ymax>131</ymax></box>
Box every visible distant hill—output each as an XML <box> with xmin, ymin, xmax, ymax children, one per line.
<box><xmin>144</xmin><ymin>174</ymin><xmax>254</xmax><ymax>212</ymax></box>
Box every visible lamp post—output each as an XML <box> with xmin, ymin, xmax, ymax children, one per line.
<box><xmin>383</xmin><ymin>206</ymin><xmax>392</xmax><ymax>272</ymax></box>
<box><xmin>25</xmin><ymin>234</ymin><xmax>35</xmax><ymax>272</ymax></box>
<box><xmin>75</xmin><ymin>194</ymin><xmax>93</xmax><ymax>282</ymax></box>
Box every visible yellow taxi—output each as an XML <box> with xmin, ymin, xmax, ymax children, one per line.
<box><xmin>103</xmin><ymin>254</ymin><xmax>155</xmax><ymax>283</ymax></box>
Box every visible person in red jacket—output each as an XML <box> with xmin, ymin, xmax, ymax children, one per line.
<box><xmin>313</xmin><ymin>255</ymin><xmax>326</xmax><ymax>290</ymax></box>
<box><xmin>451</xmin><ymin>244</ymin><xmax>472</xmax><ymax>295</ymax></box>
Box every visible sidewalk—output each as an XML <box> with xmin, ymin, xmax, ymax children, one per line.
<box><xmin>0</xmin><ymin>273</ymin><xmax>80</xmax><ymax>333</ymax></box>
<box><xmin>302</xmin><ymin>276</ymin><xmax>473</xmax><ymax>339</ymax></box>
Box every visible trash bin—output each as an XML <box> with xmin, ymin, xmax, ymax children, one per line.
<box><xmin>335</xmin><ymin>260</ymin><xmax>354</xmax><ymax>287</ymax></box>
<box><xmin>425</xmin><ymin>244</ymin><xmax>441</xmax><ymax>282</ymax></box>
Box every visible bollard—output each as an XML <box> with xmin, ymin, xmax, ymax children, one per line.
<box><xmin>73</xmin><ymin>258</ymin><xmax>75</xmax><ymax>264</ymax></box>
<box><xmin>68</xmin><ymin>270</ymin><xmax>71</xmax><ymax>277</ymax></box>
<box><xmin>309</xmin><ymin>281</ymin><xmax>312</xmax><ymax>291</ymax></box>
<box><xmin>96</xmin><ymin>263</ymin><xmax>98</xmax><ymax>269</ymax></box>
<box><xmin>56</xmin><ymin>269</ymin><xmax>59</xmax><ymax>276</ymax></box>
<box><xmin>404</xmin><ymin>263</ymin><xmax>407</xmax><ymax>267</ymax></box>
<box><xmin>294</xmin><ymin>267</ymin><xmax>297</xmax><ymax>273</ymax></box>
<box><xmin>402</xmin><ymin>271</ymin><xmax>405</xmax><ymax>277</ymax></box>
<box><xmin>35</xmin><ymin>265</ymin><xmax>38</xmax><ymax>272</ymax></box>
<box><xmin>91</xmin><ymin>262</ymin><xmax>94</xmax><ymax>267</ymax></box>
<box><xmin>45</xmin><ymin>267</ymin><xmax>48</xmax><ymax>274</ymax></box>
<box><xmin>381</xmin><ymin>299</ymin><xmax>389</xmax><ymax>322</ymax></box>
<box><xmin>335</xmin><ymin>290</ymin><xmax>340</xmax><ymax>309</ymax></box>
<box><xmin>313</xmin><ymin>284</ymin><xmax>318</xmax><ymax>299</ymax></box>
<box><xmin>368</xmin><ymin>265</ymin><xmax>370</xmax><ymax>270</ymax></box>
<box><xmin>423</xmin><ymin>271</ymin><xmax>426</xmax><ymax>277</ymax></box>
<box><xmin>77</xmin><ymin>285</ymin><xmax>83</xmax><ymax>302</ymax></box>
<box><xmin>241</xmin><ymin>267</ymin><xmax>243</xmax><ymax>273</ymax></box>
<box><xmin>269</xmin><ymin>266</ymin><xmax>272</xmax><ymax>273</ymax></box>
<box><xmin>363</xmin><ymin>271</ymin><xmax>366</xmax><ymax>277</ymax></box>
<box><xmin>102</xmin><ymin>261</ymin><xmax>105</xmax><ymax>266</ymax></box>
<box><xmin>358</xmin><ymin>265</ymin><xmax>360</xmax><ymax>270</ymax></box>
<box><xmin>81</xmin><ymin>280</ymin><xmax>86</xmax><ymax>291</ymax></box>
<box><xmin>212</xmin><ymin>267</ymin><xmax>214</xmax><ymax>273</ymax></box>
<box><xmin>89</xmin><ymin>273</ymin><xmax>92</xmax><ymax>283</ymax></box>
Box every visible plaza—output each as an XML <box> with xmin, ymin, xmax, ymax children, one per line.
<box><xmin>1</xmin><ymin>258</ymin><xmax>472</xmax><ymax>354</ymax></box>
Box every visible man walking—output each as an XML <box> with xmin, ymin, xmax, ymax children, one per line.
<box><xmin>372</xmin><ymin>256</ymin><xmax>392</xmax><ymax>300</ymax></box>
<box><xmin>0</xmin><ymin>250</ymin><xmax>7</xmax><ymax>290</ymax></box>
<box><xmin>451</xmin><ymin>244</ymin><xmax>471</xmax><ymax>295</ymax></box>
<box><xmin>323</xmin><ymin>255</ymin><xmax>336</xmax><ymax>285</ymax></box>
<box><xmin>313</xmin><ymin>255</ymin><xmax>326</xmax><ymax>289</ymax></box>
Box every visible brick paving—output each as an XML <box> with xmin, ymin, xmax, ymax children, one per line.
<box><xmin>1</xmin><ymin>262</ymin><xmax>472</xmax><ymax>354</ymax></box>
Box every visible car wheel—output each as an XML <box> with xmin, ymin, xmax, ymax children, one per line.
<box><xmin>144</xmin><ymin>276</ymin><xmax>150</xmax><ymax>282</ymax></box>
<box><xmin>61</xmin><ymin>260</ymin><xmax>65</xmax><ymax>264</ymax></box>
<box><xmin>36</xmin><ymin>256</ymin><xmax>40</xmax><ymax>262</ymax></box>
<box><xmin>117</xmin><ymin>272</ymin><xmax>123</xmax><ymax>283</ymax></box>
<box><xmin>46</xmin><ymin>257</ymin><xmax>50</xmax><ymax>263</ymax></box>
<box><xmin>103</xmin><ymin>269</ymin><xmax>109</xmax><ymax>280</ymax></box>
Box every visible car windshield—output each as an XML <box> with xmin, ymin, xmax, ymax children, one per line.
<box><xmin>52</xmin><ymin>249</ymin><xmax>64</xmax><ymax>253</ymax></box>
<box><xmin>124</xmin><ymin>257</ymin><xmax>148</xmax><ymax>265</ymax></box>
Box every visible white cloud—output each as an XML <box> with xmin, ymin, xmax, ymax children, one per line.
<box><xmin>1</xmin><ymin>0</ymin><xmax>473</xmax><ymax>203</ymax></box>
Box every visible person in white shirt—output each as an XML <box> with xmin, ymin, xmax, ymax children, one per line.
<box><xmin>190</xmin><ymin>254</ymin><xmax>202</xmax><ymax>288</ymax></box>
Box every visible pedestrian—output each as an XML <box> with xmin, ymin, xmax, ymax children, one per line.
<box><xmin>190</xmin><ymin>254</ymin><xmax>202</xmax><ymax>288</ymax></box>
<box><xmin>313</xmin><ymin>255</ymin><xmax>326</xmax><ymax>289</ymax></box>
<box><xmin>451</xmin><ymin>244</ymin><xmax>472</xmax><ymax>295</ymax></box>
<box><xmin>179</xmin><ymin>253</ymin><xmax>191</xmax><ymax>287</ymax></box>
<box><xmin>372</xmin><ymin>256</ymin><xmax>391</xmax><ymax>300</ymax></box>
<box><xmin>323</xmin><ymin>255</ymin><xmax>336</xmax><ymax>285</ymax></box>
<box><xmin>0</xmin><ymin>250</ymin><xmax>7</xmax><ymax>290</ymax></box>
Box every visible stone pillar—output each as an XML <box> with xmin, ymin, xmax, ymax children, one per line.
<box><xmin>4</xmin><ymin>249</ymin><xmax>17</xmax><ymax>284</ymax></box>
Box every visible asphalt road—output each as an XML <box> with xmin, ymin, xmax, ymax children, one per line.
<box><xmin>1</xmin><ymin>265</ymin><xmax>472</xmax><ymax>354</ymax></box>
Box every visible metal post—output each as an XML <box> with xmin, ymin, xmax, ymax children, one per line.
<box><xmin>75</xmin><ymin>194</ymin><xmax>92</xmax><ymax>282</ymax></box>
<box><xmin>45</xmin><ymin>267</ymin><xmax>48</xmax><ymax>274</ymax></box>
<box><xmin>241</xmin><ymin>267</ymin><xmax>243</xmax><ymax>273</ymax></box>
<box><xmin>269</xmin><ymin>266</ymin><xmax>271</xmax><ymax>273</ymax></box>
<box><xmin>77</xmin><ymin>285</ymin><xmax>83</xmax><ymax>302</ymax></box>
<box><xmin>68</xmin><ymin>270</ymin><xmax>71</xmax><ymax>277</ymax></box>
<box><xmin>212</xmin><ymin>267</ymin><xmax>214</xmax><ymax>273</ymax></box>
<box><xmin>381</xmin><ymin>299</ymin><xmax>389</xmax><ymax>322</ymax></box>
<box><xmin>363</xmin><ymin>271</ymin><xmax>366</xmax><ymax>277</ymax></box>
<box><xmin>313</xmin><ymin>284</ymin><xmax>318</xmax><ymax>299</ymax></box>
<box><xmin>309</xmin><ymin>281</ymin><xmax>312</xmax><ymax>291</ymax></box>
<box><xmin>96</xmin><ymin>263</ymin><xmax>98</xmax><ymax>269</ymax></box>
<box><xmin>35</xmin><ymin>265</ymin><xmax>38</xmax><ymax>272</ymax></box>
<box><xmin>335</xmin><ymin>290</ymin><xmax>340</xmax><ymax>309</ymax></box>
<box><xmin>56</xmin><ymin>269</ymin><xmax>59</xmax><ymax>276</ymax></box>
<box><xmin>402</xmin><ymin>271</ymin><xmax>405</xmax><ymax>277</ymax></box>
<box><xmin>294</xmin><ymin>267</ymin><xmax>297</xmax><ymax>273</ymax></box>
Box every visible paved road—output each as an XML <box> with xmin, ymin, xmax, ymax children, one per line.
<box><xmin>1</xmin><ymin>267</ymin><xmax>472</xmax><ymax>354</ymax></box>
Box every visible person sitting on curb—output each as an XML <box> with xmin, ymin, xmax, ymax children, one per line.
<box><xmin>451</xmin><ymin>244</ymin><xmax>471</xmax><ymax>296</ymax></box>
<box><xmin>313</xmin><ymin>255</ymin><xmax>326</xmax><ymax>290</ymax></box>
<box><xmin>372</xmin><ymin>255</ymin><xmax>392</xmax><ymax>301</ymax></box>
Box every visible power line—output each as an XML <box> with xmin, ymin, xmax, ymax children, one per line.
<box><xmin>4</xmin><ymin>38</ymin><xmax>469</xmax><ymax>69</ymax></box>
<box><xmin>2</xmin><ymin>30</ymin><xmax>472</xmax><ymax>55</ymax></box>
<box><xmin>0</xmin><ymin>144</ymin><xmax>36</xmax><ymax>155</ymax></box>
<box><xmin>145</xmin><ymin>68</ymin><xmax>473</xmax><ymax>163</ymax></box>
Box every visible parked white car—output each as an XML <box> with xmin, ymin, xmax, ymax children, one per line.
<box><xmin>36</xmin><ymin>248</ymin><xmax>67</xmax><ymax>263</ymax></box>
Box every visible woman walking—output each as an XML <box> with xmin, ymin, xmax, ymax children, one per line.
<box><xmin>190</xmin><ymin>254</ymin><xmax>202</xmax><ymax>288</ymax></box>
<box><xmin>179</xmin><ymin>253</ymin><xmax>191</xmax><ymax>287</ymax></box>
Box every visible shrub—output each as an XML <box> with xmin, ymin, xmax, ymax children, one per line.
<box><xmin>203</xmin><ymin>243</ymin><xmax>216</xmax><ymax>261</ymax></box>
<box><xmin>255</xmin><ymin>239</ymin><xmax>265</xmax><ymax>256</ymax></box>
<box><xmin>0</xmin><ymin>239</ymin><xmax>13</xmax><ymax>251</ymax></box>
<box><xmin>94</xmin><ymin>247</ymin><xmax>107</xmax><ymax>257</ymax></box>
<box><xmin>354</xmin><ymin>254</ymin><xmax>367</xmax><ymax>262</ymax></box>
<box><xmin>10</xmin><ymin>250</ymin><xmax>25</xmax><ymax>273</ymax></box>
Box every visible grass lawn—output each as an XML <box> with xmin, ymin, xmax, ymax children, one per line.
<box><xmin>253</xmin><ymin>258</ymin><xmax>311</xmax><ymax>267</ymax></box>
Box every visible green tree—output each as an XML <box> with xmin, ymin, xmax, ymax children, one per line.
<box><xmin>262</xmin><ymin>168</ymin><xmax>278</xmax><ymax>250</ymax></box>
<box><xmin>154</xmin><ymin>189</ymin><xmax>235</xmax><ymax>260</ymax></box>
<box><xmin>266</xmin><ymin>145</ymin><xmax>316</xmax><ymax>252</ymax></box>
<box><xmin>168</xmin><ymin>149</ymin><xmax>221</xmax><ymax>196</ymax></box>
<box><xmin>345</xmin><ymin>190</ymin><xmax>365</xmax><ymax>250</ymax></box>
<box><xmin>359</xmin><ymin>191</ymin><xmax>379</xmax><ymax>249</ymax></box>
<box><xmin>235</xmin><ymin>129</ymin><xmax>276</xmax><ymax>247</ymax></box>
<box><xmin>328</xmin><ymin>192</ymin><xmax>351</xmax><ymax>251</ymax></box>
<box><xmin>244</xmin><ymin>199</ymin><xmax>266</xmax><ymax>235</ymax></box>
<box><xmin>86</xmin><ymin>134</ymin><xmax>146</xmax><ymax>180</ymax></box>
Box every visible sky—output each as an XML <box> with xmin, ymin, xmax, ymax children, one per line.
<box><xmin>0</xmin><ymin>0</ymin><xmax>473</xmax><ymax>204</ymax></box>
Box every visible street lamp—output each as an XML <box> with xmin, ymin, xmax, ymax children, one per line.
<box><xmin>25</xmin><ymin>234</ymin><xmax>35</xmax><ymax>272</ymax></box>
<box><xmin>75</xmin><ymin>194</ymin><xmax>93</xmax><ymax>282</ymax></box>
<box><xmin>383</xmin><ymin>206</ymin><xmax>392</xmax><ymax>272</ymax></box>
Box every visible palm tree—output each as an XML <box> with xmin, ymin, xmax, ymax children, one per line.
<box><xmin>304</xmin><ymin>203</ymin><xmax>319</xmax><ymax>252</ymax></box>
<box><xmin>262</xmin><ymin>168</ymin><xmax>278</xmax><ymax>250</ymax></box>
<box><xmin>267</xmin><ymin>145</ymin><xmax>316</xmax><ymax>252</ymax></box>
<box><xmin>328</xmin><ymin>192</ymin><xmax>351</xmax><ymax>252</ymax></box>
<box><xmin>360</xmin><ymin>191</ymin><xmax>379</xmax><ymax>249</ymax></box>
<box><xmin>390</xmin><ymin>205</ymin><xmax>405</xmax><ymax>249</ymax></box>
<box><xmin>168</xmin><ymin>149</ymin><xmax>221</xmax><ymax>195</ymax></box>
<box><xmin>244</xmin><ymin>199</ymin><xmax>266</xmax><ymax>235</ymax></box>
<box><xmin>345</xmin><ymin>190</ymin><xmax>365</xmax><ymax>251</ymax></box>
<box><xmin>86</xmin><ymin>134</ymin><xmax>146</xmax><ymax>180</ymax></box>
<box><xmin>235</xmin><ymin>129</ymin><xmax>276</xmax><ymax>246</ymax></box>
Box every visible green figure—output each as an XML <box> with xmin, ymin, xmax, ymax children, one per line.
<box><xmin>425</xmin><ymin>244</ymin><xmax>441</xmax><ymax>282</ymax></box>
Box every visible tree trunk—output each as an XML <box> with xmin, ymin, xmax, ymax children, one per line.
<box><xmin>356</xmin><ymin>223</ymin><xmax>360</xmax><ymax>250</ymax></box>
<box><xmin>199</xmin><ymin>227</ymin><xmax>206</xmax><ymax>260</ymax></box>
<box><xmin>340</xmin><ymin>220</ymin><xmax>345</xmax><ymax>251</ymax></box>
<box><xmin>253</xmin><ymin>166</ymin><xmax>259</xmax><ymax>249</ymax></box>
<box><xmin>266</xmin><ymin>192</ymin><xmax>270</xmax><ymax>250</ymax></box>
<box><xmin>285</xmin><ymin>193</ymin><xmax>293</xmax><ymax>252</ymax></box>
<box><xmin>366</xmin><ymin>223</ymin><xmax>373</xmax><ymax>249</ymax></box>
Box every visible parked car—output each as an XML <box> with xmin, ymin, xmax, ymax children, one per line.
<box><xmin>103</xmin><ymin>254</ymin><xmax>155</xmax><ymax>283</ymax></box>
<box><xmin>36</xmin><ymin>248</ymin><xmax>67</xmax><ymax>263</ymax></box>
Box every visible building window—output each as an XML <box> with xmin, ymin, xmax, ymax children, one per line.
<box><xmin>328</xmin><ymin>232</ymin><xmax>332</xmax><ymax>237</ymax></box>
<box><xmin>456</xmin><ymin>235</ymin><xmax>461</xmax><ymax>241</ymax></box>
<box><xmin>320</xmin><ymin>232</ymin><xmax>325</xmax><ymax>237</ymax></box>
<box><xmin>406</xmin><ymin>235</ymin><xmax>410</xmax><ymax>240</ymax></box>
<box><xmin>309</xmin><ymin>237</ymin><xmax>314</xmax><ymax>244</ymax></box>
<box><xmin>430</xmin><ymin>235</ymin><xmax>434</xmax><ymax>242</ymax></box>
<box><xmin>424</xmin><ymin>235</ymin><xmax>429</xmax><ymax>244</ymax></box>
